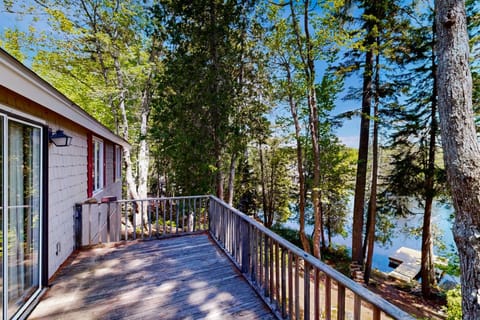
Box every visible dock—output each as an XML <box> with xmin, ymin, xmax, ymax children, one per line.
<box><xmin>388</xmin><ymin>247</ymin><xmax>447</xmax><ymax>282</ymax></box>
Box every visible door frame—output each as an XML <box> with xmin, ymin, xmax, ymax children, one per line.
<box><xmin>0</xmin><ymin>108</ymin><xmax>48</xmax><ymax>320</ymax></box>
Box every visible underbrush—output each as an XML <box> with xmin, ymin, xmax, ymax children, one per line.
<box><xmin>270</xmin><ymin>224</ymin><xmax>351</xmax><ymax>276</ymax></box>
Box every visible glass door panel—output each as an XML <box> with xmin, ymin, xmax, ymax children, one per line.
<box><xmin>0</xmin><ymin>115</ymin><xmax>4</xmax><ymax>317</ymax></box>
<box><xmin>7</xmin><ymin>120</ymin><xmax>41</xmax><ymax>318</ymax></box>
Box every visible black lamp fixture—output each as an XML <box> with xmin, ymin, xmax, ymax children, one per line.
<box><xmin>49</xmin><ymin>128</ymin><xmax>72</xmax><ymax>147</ymax></box>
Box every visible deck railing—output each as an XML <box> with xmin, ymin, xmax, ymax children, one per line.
<box><xmin>77</xmin><ymin>195</ymin><xmax>209</xmax><ymax>245</ymax></box>
<box><xmin>78</xmin><ymin>195</ymin><xmax>414</xmax><ymax>320</ymax></box>
<box><xmin>208</xmin><ymin>196</ymin><xmax>414</xmax><ymax>320</ymax></box>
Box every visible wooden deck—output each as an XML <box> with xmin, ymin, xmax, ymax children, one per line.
<box><xmin>28</xmin><ymin>234</ymin><xmax>276</xmax><ymax>320</ymax></box>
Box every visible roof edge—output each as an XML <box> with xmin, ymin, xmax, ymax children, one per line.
<box><xmin>0</xmin><ymin>47</ymin><xmax>130</xmax><ymax>149</ymax></box>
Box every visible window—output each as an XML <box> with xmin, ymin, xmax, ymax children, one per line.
<box><xmin>92</xmin><ymin>138</ymin><xmax>104</xmax><ymax>193</ymax></box>
<box><xmin>115</xmin><ymin>146</ymin><xmax>122</xmax><ymax>181</ymax></box>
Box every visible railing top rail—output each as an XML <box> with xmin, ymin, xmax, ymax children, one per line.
<box><xmin>114</xmin><ymin>195</ymin><xmax>210</xmax><ymax>203</ymax></box>
<box><xmin>209</xmin><ymin>195</ymin><xmax>415</xmax><ymax>320</ymax></box>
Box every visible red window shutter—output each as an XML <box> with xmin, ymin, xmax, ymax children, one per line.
<box><xmin>87</xmin><ymin>133</ymin><xmax>93</xmax><ymax>197</ymax></box>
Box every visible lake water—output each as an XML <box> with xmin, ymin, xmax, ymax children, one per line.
<box><xmin>280</xmin><ymin>200</ymin><xmax>456</xmax><ymax>274</ymax></box>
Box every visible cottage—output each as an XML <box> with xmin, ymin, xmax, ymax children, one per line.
<box><xmin>0</xmin><ymin>48</ymin><xmax>129</xmax><ymax>319</ymax></box>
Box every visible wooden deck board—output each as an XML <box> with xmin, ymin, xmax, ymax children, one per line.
<box><xmin>28</xmin><ymin>234</ymin><xmax>275</xmax><ymax>320</ymax></box>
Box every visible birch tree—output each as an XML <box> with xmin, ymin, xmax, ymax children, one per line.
<box><xmin>1</xmin><ymin>1</ymin><xmax>161</xmax><ymax>220</ymax></box>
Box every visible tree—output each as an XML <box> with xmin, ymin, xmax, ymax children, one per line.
<box><xmin>267</xmin><ymin>0</ymin><xmax>346</xmax><ymax>259</ymax></box>
<box><xmin>152</xmin><ymin>0</ymin><xmax>269</xmax><ymax>198</ymax></box>
<box><xmin>435</xmin><ymin>0</ymin><xmax>480</xmax><ymax>318</ymax></box>
<box><xmin>254</xmin><ymin>139</ymin><xmax>294</xmax><ymax>228</ymax></box>
<box><xmin>1</xmin><ymin>1</ymin><xmax>161</xmax><ymax>226</ymax></box>
<box><xmin>384</xmin><ymin>3</ymin><xmax>446</xmax><ymax>296</ymax></box>
<box><xmin>265</xmin><ymin>4</ymin><xmax>311</xmax><ymax>252</ymax></box>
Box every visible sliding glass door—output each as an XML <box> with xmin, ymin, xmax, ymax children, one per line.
<box><xmin>1</xmin><ymin>114</ymin><xmax>43</xmax><ymax>319</ymax></box>
<box><xmin>1</xmin><ymin>115</ymin><xmax>4</xmax><ymax>318</ymax></box>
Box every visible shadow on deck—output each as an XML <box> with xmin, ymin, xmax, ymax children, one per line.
<box><xmin>28</xmin><ymin>234</ymin><xmax>275</xmax><ymax>320</ymax></box>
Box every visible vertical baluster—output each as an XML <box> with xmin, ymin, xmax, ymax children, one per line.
<box><xmin>163</xmin><ymin>199</ymin><xmax>166</xmax><ymax>236</ymax></box>
<box><xmin>155</xmin><ymin>200</ymin><xmax>159</xmax><ymax>238</ymax></box>
<box><xmin>124</xmin><ymin>203</ymin><xmax>128</xmax><ymax>241</ymax></box>
<box><xmin>281</xmin><ymin>247</ymin><xmax>287</xmax><ymax>318</ymax></box>
<box><xmin>251</xmin><ymin>226</ymin><xmax>256</xmax><ymax>282</ymax></box>
<box><xmin>275</xmin><ymin>241</ymin><xmax>280</xmax><ymax>308</ymax></box>
<box><xmin>337</xmin><ymin>283</ymin><xmax>346</xmax><ymax>320</ymax></box>
<box><xmin>221</xmin><ymin>206</ymin><xmax>225</xmax><ymax>244</ymax></box>
<box><xmin>88</xmin><ymin>204</ymin><xmax>92</xmax><ymax>245</ymax></box>
<box><xmin>182</xmin><ymin>198</ymin><xmax>185</xmax><ymax>233</ymax></box>
<box><xmin>304</xmin><ymin>261</ymin><xmax>310</xmax><ymax>320</ymax></box>
<box><xmin>269</xmin><ymin>237</ymin><xmax>274</xmax><ymax>303</ymax></box>
<box><xmin>354</xmin><ymin>294</ymin><xmax>361</xmax><ymax>320</ymax></box>
<box><xmin>295</xmin><ymin>255</ymin><xmax>300</xmax><ymax>320</ymax></box>
<box><xmin>202</xmin><ymin>197</ymin><xmax>206</xmax><ymax>231</ymax></box>
<box><xmin>116</xmin><ymin>202</ymin><xmax>120</xmax><ymax>241</ymax></box>
<box><xmin>264</xmin><ymin>235</ymin><xmax>269</xmax><ymax>298</ymax></box>
<box><xmin>325</xmin><ymin>276</ymin><xmax>331</xmax><ymax>320</ymax></box>
<box><xmin>203</xmin><ymin>199</ymin><xmax>210</xmax><ymax>230</ymax></box>
<box><xmin>191</xmin><ymin>197</ymin><xmax>195</xmax><ymax>232</ymax></box>
<box><xmin>288</xmin><ymin>251</ymin><xmax>293</xmax><ymax>319</ymax></box>
<box><xmin>97</xmin><ymin>204</ymin><xmax>102</xmax><ymax>243</ymax></box>
<box><xmin>140</xmin><ymin>200</ymin><xmax>144</xmax><ymax>240</ymax></box>
<box><xmin>238</xmin><ymin>216</ymin><xmax>242</xmax><ymax>263</ymax></box>
<box><xmin>176</xmin><ymin>199</ymin><xmax>179</xmax><ymax>234</ymax></box>
<box><xmin>132</xmin><ymin>202</ymin><xmax>137</xmax><ymax>240</ymax></box>
<box><xmin>314</xmin><ymin>268</ymin><xmax>320</xmax><ymax>320</ymax></box>
<box><xmin>259</xmin><ymin>231</ymin><xmax>264</xmax><ymax>292</ymax></box>
<box><xmin>147</xmin><ymin>201</ymin><xmax>151</xmax><ymax>239</ymax></box>
<box><xmin>373</xmin><ymin>306</ymin><xmax>381</xmax><ymax>320</ymax></box>
<box><xmin>193</xmin><ymin>198</ymin><xmax>197</xmax><ymax>231</ymax></box>
<box><xmin>169</xmin><ymin>199</ymin><xmax>173</xmax><ymax>234</ymax></box>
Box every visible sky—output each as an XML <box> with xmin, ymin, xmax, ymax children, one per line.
<box><xmin>0</xmin><ymin>5</ymin><xmax>361</xmax><ymax>148</ymax></box>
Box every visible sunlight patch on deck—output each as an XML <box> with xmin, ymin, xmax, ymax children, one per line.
<box><xmin>28</xmin><ymin>234</ymin><xmax>275</xmax><ymax>320</ymax></box>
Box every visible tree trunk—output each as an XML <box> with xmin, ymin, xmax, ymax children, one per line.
<box><xmin>303</xmin><ymin>0</ymin><xmax>322</xmax><ymax>259</ymax></box>
<box><xmin>227</xmin><ymin>152</ymin><xmax>237</xmax><ymax>205</ymax></box>
<box><xmin>258</xmin><ymin>141</ymin><xmax>268</xmax><ymax>226</ymax></box>
<box><xmin>352</xmin><ymin>45</ymin><xmax>373</xmax><ymax>266</ymax></box>
<box><xmin>283</xmin><ymin>60</ymin><xmax>310</xmax><ymax>253</ymax></box>
<box><xmin>421</xmin><ymin>28</ymin><xmax>438</xmax><ymax>298</ymax></box>
<box><xmin>435</xmin><ymin>0</ymin><xmax>480</xmax><ymax>318</ymax></box>
<box><xmin>215</xmin><ymin>152</ymin><xmax>224</xmax><ymax>200</ymax></box>
<box><xmin>364</xmin><ymin>49</ymin><xmax>380</xmax><ymax>284</ymax></box>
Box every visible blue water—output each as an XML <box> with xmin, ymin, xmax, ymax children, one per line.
<box><xmin>281</xmin><ymin>200</ymin><xmax>456</xmax><ymax>274</ymax></box>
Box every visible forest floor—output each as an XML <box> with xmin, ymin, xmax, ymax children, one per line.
<box><xmin>366</xmin><ymin>271</ymin><xmax>447</xmax><ymax>319</ymax></box>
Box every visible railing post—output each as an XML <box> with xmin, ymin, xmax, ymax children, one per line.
<box><xmin>241</xmin><ymin>219</ymin><xmax>250</xmax><ymax>274</ymax></box>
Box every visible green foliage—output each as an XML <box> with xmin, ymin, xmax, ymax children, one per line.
<box><xmin>271</xmin><ymin>224</ymin><xmax>306</xmax><ymax>249</ymax></box>
<box><xmin>443</xmin><ymin>286</ymin><xmax>462</xmax><ymax>320</ymax></box>
<box><xmin>250</xmin><ymin>138</ymin><xmax>295</xmax><ymax>227</ymax></box>
<box><xmin>151</xmin><ymin>0</ymin><xmax>270</xmax><ymax>196</ymax></box>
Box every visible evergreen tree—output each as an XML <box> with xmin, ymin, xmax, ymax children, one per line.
<box><xmin>151</xmin><ymin>0</ymin><xmax>270</xmax><ymax>197</ymax></box>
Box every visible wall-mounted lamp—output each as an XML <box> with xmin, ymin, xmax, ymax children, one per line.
<box><xmin>49</xmin><ymin>129</ymin><xmax>72</xmax><ymax>147</ymax></box>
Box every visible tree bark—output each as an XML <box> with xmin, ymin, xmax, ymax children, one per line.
<box><xmin>435</xmin><ymin>0</ymin><xmax>480</xmax><ymax>318</ymax></box>
<box><xmin>364</xmin><ymin>49</ymin><xmax>380</xmax><ymax>284</ymax></box>
<box><xmin>227</xmin><ymin>152</ymin><xmax>237</xmax><ymax>206</ymax></box>
<box><xmin>283</xmin><ymin>59</ymin><xmax>310</xmax><ymax>253</ymax></box>
<box><xmin>421</xmin><ymin>26</ymin><xmax>438</xmax><ymax>298</ymax></box>
<box><xmin>258</xmin><ymin>141</ymin><xmax>268</xmax><ymax>226</ymax></box>
<box><xmin>352</xmin><ymin>45</ymin><xmax>373</xmax><ymax>266</ymax></box>
<box><xmin>289</xmin><ymin>0</ymin><xmax>322</xmax><ymax>259</ymax></box>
